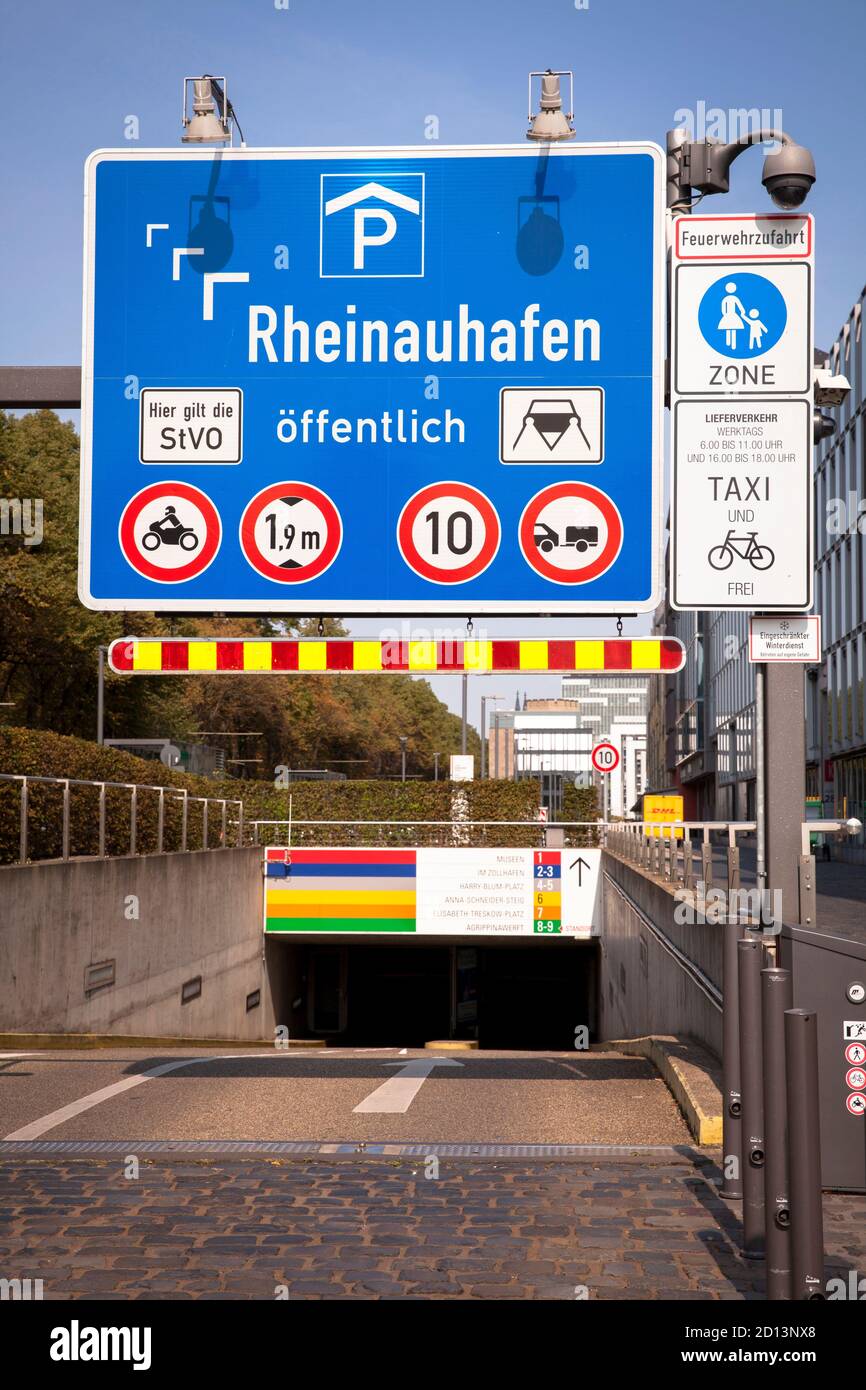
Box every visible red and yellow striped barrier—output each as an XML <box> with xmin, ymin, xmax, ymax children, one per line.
<box><xmin>108</xmin><ymin>636</ymin><xmax>685</xmax><ymax>675</ymax></box>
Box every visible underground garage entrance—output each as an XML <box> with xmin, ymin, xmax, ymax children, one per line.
<box><xmin>266</xmin><ymin>938</ymin><xmax>598</xmax><ymax>1050</ymax></box>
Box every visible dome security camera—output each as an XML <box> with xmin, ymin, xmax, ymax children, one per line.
<box><xmin>761</xmin><ymin>142</ymin><xmax>816</xmax><ymax>209</ymax></box>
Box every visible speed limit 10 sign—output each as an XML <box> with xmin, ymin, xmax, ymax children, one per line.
<box><xmin>591</xmin><ymin>741</ymin><xmax>620</xmax><ymax>774</ymax></box>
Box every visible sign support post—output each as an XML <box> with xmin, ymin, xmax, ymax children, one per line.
<box><xmin>764</xmin><ymin>662</ymin><xmax>807</xmax><ymax>927</ymax></box>
<box><xmin>754</xmin><ymin>658</ymin><xmax>767</xmax><ymax>908</ymax></box>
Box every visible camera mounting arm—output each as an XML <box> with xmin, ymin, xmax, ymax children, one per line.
<box><xmin>666</xmin><ymin>127</ymin><xmax>816</xmax><ymax>214</ymax></box>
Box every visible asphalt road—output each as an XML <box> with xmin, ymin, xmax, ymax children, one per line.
<box><xmin>0</xmin><ymin>1046</ymin><xmax>691</xmax><ymax>1147</ymax></box>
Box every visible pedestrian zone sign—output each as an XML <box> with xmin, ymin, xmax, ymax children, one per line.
<box><xmin>79</xmin><ymin>144</ymin><xmax>664</xmax><ymax>613</ymax></box>
<box><xmin>670</xmin><ymin>212</ymin><xmax>814</xmax><ymax>611</ymax></box>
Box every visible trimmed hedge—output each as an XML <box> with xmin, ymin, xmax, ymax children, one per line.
<box><xmin>247</xmin><ymin>777</ymin><xmax>556</xmax><ymax>847</ymax></box>
<box><xmin>0</xmin><ymin>726</ymin><xmax>601</xmax><ymax>859</ymax></box>
<box><xmin>561</xmin><ymin>781</ymin><xmax>600</xmax><ymax>825</ymax></box>
<box><xmin>0</xmin><ymin>726</ymin><xmax>239</xmax><ymax>862</ymax></box>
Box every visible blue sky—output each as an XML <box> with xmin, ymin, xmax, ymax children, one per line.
<box><xmin>2</xmin><ymin>0</ymin><xmax>864</xmax><ymax>728</ymax></box>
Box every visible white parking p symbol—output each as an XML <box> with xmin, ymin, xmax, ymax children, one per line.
<box><xmin>353</xmin><ymin>208</ymin><xmax>397</xmax><ymax>268</ymax></box>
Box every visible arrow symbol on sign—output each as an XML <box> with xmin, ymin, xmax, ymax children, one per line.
<box><xmin>570</xmin><ymin>856</ymin><xmax>592</xmax><ymax>886</ymax></box>
<box><xmin>352</xmin><ymin>1057</ymin><xmax>463</xmax><ymax>1114</ymax></box>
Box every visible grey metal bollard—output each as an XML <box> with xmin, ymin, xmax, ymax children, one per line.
<box><xmin>784</xmin><ymin>1009</ymin><xmax>826</xmax><ymax>1299</ymax></box>
<box><xmin>720</xmin><ymin>918</ymin><xmax>744</xmax><ymax>1200</ymax></box>
<box><xmin>762</xmin><ymin>967</ymin><xmax>793</xmax><ymax>1299</ymax></box>
<box><xmin>737</xmin><ymin>938</ymin><xmax>765</xmax><ymax>1256</ymax></box>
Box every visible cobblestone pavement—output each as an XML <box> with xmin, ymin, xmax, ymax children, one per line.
<box><xmin>2</xmin><ymin>1150</ymin><xmax>863</xmax><ymax>1300</ymax></box>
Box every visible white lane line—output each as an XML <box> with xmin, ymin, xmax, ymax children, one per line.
<box><xmin>0</xmin><ymin>1053</ymin><xmax>39</xmax><ymax>1060</ymax></box>
<box><xmin>352</xmin><ymin>1057</ymin><xmax>463</xmax><ymax>1115</ymax></box>
<box><xmin>3</xmin><ymin>1053</ymin><xmax>291</xmax><ymax>1141</ymax></box>
<box><xmin>555</xmin><ymin>1060</ymin><xmax>589</xmax><ymax>1080</ymax></box>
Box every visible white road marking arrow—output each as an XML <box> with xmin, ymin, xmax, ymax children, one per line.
<box><xmin>352</xmin><ymin>1057</ymin><xmax>463</xmax><ymax>1115</ymax></box>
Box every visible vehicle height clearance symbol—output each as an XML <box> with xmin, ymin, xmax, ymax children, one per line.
<box><xmin>119</xmin><ymin>481</ymin><xmax>221</xmax><ymax>583</ymax></box>
<box><xmin>240</xmin><ymin>482</ymin><xmax>342</xmax><ymax>583</ymax></box>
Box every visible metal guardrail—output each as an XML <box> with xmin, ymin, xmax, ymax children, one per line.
<box><xmin>603</xmin><ymin>870</ymin><xmax>723</xmax><ymax>1012</ymax></box>
<box><xmin>249</xmin><ymin>817</ymin><xmax>604</xmax><ymax>849</ymax></box>
<box><xmin>606</xmin><ymin>816</ymin><xmax>863</xmax><ymax>927</ymax></box>
<box><xmin>0</xmin><ymin>773</ymin><xmax>244</xmax><ymax>865</ymax></box>
<box><xmin>605</xmin><ymin>820</ymin><xmax>756</xmax><ymax>893</ymax></box>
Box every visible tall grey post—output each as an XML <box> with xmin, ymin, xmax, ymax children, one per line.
<box><xmin>785</xmin><ymin>1009</ymin><xmax>825</xmax><ymax>1299</ymax></box>
<box><xmin>737</xmin><ymin>937</ymin><xmax>766</xmax><ymax>1257</ymax></box>
<box><xmin>762</xmin><ymin>966</ymin><xmax>793</xmax><ymax>1299</ymax></box>
<box><xmin>461</xmin><ymin>674</ymin><xmax>468</xmax><ymax>756</ymax></box>
<box><xmin>764</xmin><ymin>665</ymin><xmax>806</xmax><ymax>926</ymax></box>
<box><xmin>480</xmin><ymin>698</ymin><xmax>487</xmax><ymax>779</ymax></box>
<box><xmin>721</xmin><ymin>918</ymin><xmax>744</xmax><ymax>1200</ymax></box>
<box><xmin>97</xmin><ymin>645</ymin><xmax>105</xmax><ymax>746</ymax></box>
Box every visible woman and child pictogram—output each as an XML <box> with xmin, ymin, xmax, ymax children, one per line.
<box><xmin>717</xmin><ymin>281</ymin><xmax>768</xmax><ymax>352</ymax></box>
<box><xmin>697</xmin><ymin>270</ymin><xmax>788</xmax><ymax>360</ymax></box>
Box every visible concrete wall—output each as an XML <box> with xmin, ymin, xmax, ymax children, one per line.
<box><xmin>598</xmin><ymin>851</ymin><xmax>723</xmax><ymax>1058</ymax></box>
<box><xmin>0</xmin><ymin>848</ymin><xmax>270</xmax><ymax>1040</ymax></box>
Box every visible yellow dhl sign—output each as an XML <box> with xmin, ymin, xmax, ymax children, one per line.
<box><xmin>643</xmin><ymin>793</ymin><xmax>685</xmax><ymax>839</ymax></box>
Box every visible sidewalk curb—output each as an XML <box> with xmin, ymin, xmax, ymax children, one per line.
<box><xmin>607</xmin><ymin>1034</ymin><xmax>723</xmax><ymax>1146</ymax></box>
<box><xmin>0</xmin><ymin>1032</ymin><xmax>326</xmax><ymax>1051</ymax></box>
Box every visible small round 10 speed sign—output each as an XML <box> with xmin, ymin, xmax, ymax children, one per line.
<box><xmin>397</xmin><ymin>481</ymin><xmax>500</xmax><ymax>585</ymax></box>
<box><xmin>591</xmin><ymin>741</ymin><xmax>620</xmax><ymax>774</ymax></box>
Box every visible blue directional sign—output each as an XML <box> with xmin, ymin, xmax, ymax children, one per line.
<box><xmin>80</xmin><ymin>145</ymin><xmax>664</xmax><ymax>613</ymax></box>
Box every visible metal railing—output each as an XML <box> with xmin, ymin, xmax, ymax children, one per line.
<box><xmin>250</xmin><ymin>817</ymin><xmax>603</xmax><ymax>849</ymax></box>
<box><xmin>606</xmin><ymin>820</ymin><xmax>756</xmax><ymax>892</ymax></box>
<box><xmin>606</xmin><ymin>816</ymin><xmax>863</xmax><ymax>928</ymax></box>
<box><xmin>0</xmin><ymin>773</ymin><xmax>244</xmax><ymax>865</ymax></box>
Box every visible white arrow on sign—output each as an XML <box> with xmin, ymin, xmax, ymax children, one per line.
<box><xmin>352</xmin><ymin>1056</ymin><xmax>463</xmax><ymax>1114</ymax></box>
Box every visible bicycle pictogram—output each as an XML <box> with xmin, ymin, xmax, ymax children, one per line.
<box><xmin>707</xmin><ymin>530</ymin><xmax>775</xmax><ymax>571</ymax></box>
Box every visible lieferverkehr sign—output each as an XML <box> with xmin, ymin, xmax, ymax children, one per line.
<box><xmin>670</xmin><ymin>212</ymin><xmax>814</xmax><ymax>612</ymax></box>
<box><xmin>79</xmin><ymin>144</ymin><xmax>664</xmax><ymax>614</ymax></box>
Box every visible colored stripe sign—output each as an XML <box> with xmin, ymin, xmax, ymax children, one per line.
<box><xmin>266</xmin><ymin>848</ymin><xmax>417</xmax><ymax>933</ymax></box>
<box><xmin>110</xmin><ymin>637</ymin><xmax>685</xmax><ymax>676</ymax></box>
<box><xmin>264</xmin><ymin>846</ymin><xmax>601</xmax><ymax>937</ymax></box>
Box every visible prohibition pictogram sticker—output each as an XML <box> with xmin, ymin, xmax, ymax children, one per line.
<box><xmin>119</xmin><ymin>481</ymin><xmax>221</xmax><ymax>583</ymax></box>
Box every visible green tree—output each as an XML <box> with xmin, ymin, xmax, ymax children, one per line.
<box><xmin>0</xmin><ymin>410</ymin><xmax>475</xmax><ymax>776</ymax></box>
<box><xmin>0</xmin><ymin>410</ymin><xmax>189</xmax><ymax>737</ymax></box>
